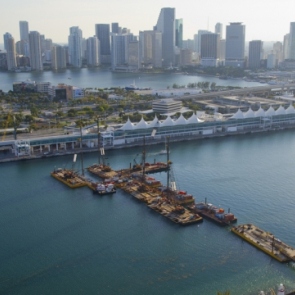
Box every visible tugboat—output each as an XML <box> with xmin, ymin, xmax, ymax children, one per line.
<box><xmin>93</xmin><ymin>183</ymin><xmax>116</xmax><ymax>195</ymax></box>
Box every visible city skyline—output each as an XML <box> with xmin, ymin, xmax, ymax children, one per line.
<box><xmin>0</xmin><ymin>0</ymin><xmax>294</xmax><ymax>47</ymax></box>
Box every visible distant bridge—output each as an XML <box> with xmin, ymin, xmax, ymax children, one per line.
<box><xmin>175</xmin><ymin>83</ymin><xmax>295</xmax><ymax>101</ymax></box>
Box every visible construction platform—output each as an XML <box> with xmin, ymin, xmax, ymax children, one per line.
<box><xmin>232</xmin><ymin>224</ymin><xmax>295</xmax><ymax>263</ymax></box>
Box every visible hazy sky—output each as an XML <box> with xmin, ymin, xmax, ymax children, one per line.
<box><xmin>1</xmin><ymin>0</ymin><xmax>294</xmax><ymax>45</ymax></box>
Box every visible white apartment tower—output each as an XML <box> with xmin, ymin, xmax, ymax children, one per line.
<box><xmin>225</xmin><ymin>23</ymin><xmax>246</xmax><ymax>68</ymax></box>
<box><xmin>87</xmin><ymin>36</ymin><xmax>100</xmax><ymax>66</ymax></box>
<box><xmin>68</xmin><ymin>26</ymin><xmax>83</xmax><ymax>68</ymax></box>
<box><xmin>3</xmin><ymin>33</ymin><xmax>17</xmax><ymax>70</ymax></box>
<box><xmin>28</xmin><ymin>31</ymin><xmax>43</xmax><ymax>71</ymax></box>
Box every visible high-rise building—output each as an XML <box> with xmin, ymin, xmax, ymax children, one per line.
<box><xmin>3</xmin><ymin>32</ymin><xmax>12</xmax><ymax>50</ymax></box>
<box><xmin>112</xmin><ymin>23</ymin><xmax>119</xmax><ymax>34</ymax></box>
<box><xmin>155</xmin><ymin>7</ymin><xmax>175</xmax><ymax>66</ymax></box>
<box><xmin>87</xmin><ymin>36</ymin><xmax>100</xmax><ymax>66</ymax></box>
<box><xmin>28</xmin><ymin>31</ymin><xmax>43</xmax><ymax>71</ymax></box>
<box><xmin>140</xmin><ymin>30</ymin><xmax>162</xmax><ymax>68</ymax></box>
<box><xmin>95</xmin><ymin>24</ymin><xmax>111</xmax><ymax>63</ymax></box>
<box><xmin>219</xmin><ymin>39</ymin><xmax>226</xmax><ymax>60</ymax></box>
<box><xmin>267</xmin><ymin>52</ymin><xmax>276</xmax><ymax>69</ymax></box>
<box><xmin>51</xmin><ymin>45</ymin><xmax>67</xmax><ymax>70</ymax></box>
<box><xmin>248</xmin><ymin>40</ymin><xmax>263</xmax><ymax>68</ymax></box>
<box><xmin>193</xmin><ymin>34</ymin><xmax>198</xmax><ymax>52</ymax></box>
<box><xmin>19</xmin><ymin>21</ymin><xmax>29</xmax><ymax>42</ymax></box>
<box><xmin>45</xmin><ymin>39</ymin><xmax>52</xmax><ymax>51</ymax></box>
<box><xmin>197</xmin><ymin>30</ymin><xmax>210</xmax><ymax>54</ymax></box>
<box><xmin>200</xmin><ymin>33</ymin><xmax>220</xmax><ymax>67</ymax></box>
<box><xmin>215</xmin><ymin>23</ymin><xmax>223</xmax><ymax>39</ymax></box>
<box><xmin>68</xmin><ymin>26</ymin><xmax>83</xmax><ymax>67</ymax></box>
<box><xmin>288</xmin><ymin>22</ymin><xmax>295</xmax><ymax>60</ymax></box>
<box><xmin>16</xmin><ymin>40</ymin><xmax>29</xmax><ymax>56</ymax></box>
<box><xmin>111</xmin><ymin>33</ymin><xmax>134</xmax><ymax>70</ymax></box>
<box><xmin>175</xmin><ymin>19</ymin><xmax>183</xmax><ymax>48</ymax></box>
<box><xmin>128</xmin><ymin>41</ymin><xmax>139</xmax><ymax>69</ymax></box>
<box><xmin>273</xmin><ymin>41</ymin><xmax>283</xmax><ymax>64</ymax></box>
<box><xmin>225</xmin><ymin>23</ymin><xmax>246</xmax><ymax>67</ymax></box>
<box><xmin>179</xmin><ymin>49</ymin><xmax>192</xmax><ymax>66</ymax></box>
<box><xmin>283</xmin><ymin>34</ymin><xmax>289</xmax><ymax>60</ymax></box>
<box><xmin>3</xmin><ymin>33</ymin><xmax>17</xmax><ymax>70</ymax></box>
<box><xmin>182</xmin><ymin>39</ymin><xmax>194</xmax><ymax>51</ymax></box>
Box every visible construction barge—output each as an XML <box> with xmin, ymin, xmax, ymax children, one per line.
<box><xmin>232</xmin><ymin>224</ymin><xmax>295</xmax><ymax>263</ymax></box>
<box><xmin>188</xmin><ymin>201</ymin><xmax>237</xmax><ymax>226</ymax></box>
<box><xmin>51</xmin><ymin>168</ymin><xmax>88</xmax><ymax>189</ymax></box>
<box><xmin>87</xmin><ymin>162</ymin><xmax>169</xmax><ymax>180</ymax></box>
<box><xmin>120</xmin><ymin>178</ymin><xmax>203</xmax><ymax>225</ymax></box>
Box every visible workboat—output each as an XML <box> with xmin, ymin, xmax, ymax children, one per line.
<box><xmin>93</xmin><ymin>183</ymin><xmax>116</xmax><ymax>195</ymax></box>
<box><xmin>189</xmin><ymin>201</ymin><xmax>237</xmax><ymax>225</ymax></box>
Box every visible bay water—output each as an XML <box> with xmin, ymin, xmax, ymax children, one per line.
<box><xmin>1</xmin><ymin>130</ymin><xmax>295</xmax><ymax>294</ymax></box>
<box><xmin>0</xmin><ymin>68</ymin><xmax>261</xmax><ymax>92</ymax></box>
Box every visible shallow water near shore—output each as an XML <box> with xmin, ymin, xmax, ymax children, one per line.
<box><xmin>1</xmin><ymin>130</ymin><xmax>295</xmax><ymax>294</ymax></box>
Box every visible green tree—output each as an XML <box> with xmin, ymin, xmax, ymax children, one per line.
<box><xmin>30</xmin><ymin>107</ymin><xmax>38</xmax><ymax>117</ymax></box>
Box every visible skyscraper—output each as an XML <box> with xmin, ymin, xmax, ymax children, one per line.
<box><xmin>201</xmin><ymin>33</ymin><xmax>220</xmax><ymax>67</ymax></box>
<box><xmin>19</xmin><ymin>21</ymin><xmax>29</xmax><ymax>42</ymax></box>
<box><xmin>87</xmin><ymin>36</ymin><xmax>100</xmax><ymax>66</ymax></box>
<box><xmin>95</xmin><ymin>24</ymin><xmax>111</xmax><ymax>63</ymax></box>
<box><xmin>288</xmin><ymin>22</ymin><xmax>295</xmax><ymax>60</ymax></box>
<box><xmin>51</xmin><ymin>45</ymin><xmax>66</xmax><ymax>70</ymax></box>
<box><xmin>112</xmin><ymin>23</ymin><xmax>119</xmax><ymax>34</ymax></box>
<box><xmin>175</xmin><ymin>19</ymin><xmax>183</xmax><ymax>48</ymax></box>
<box><xmin>3</xmin><ymin>32</ymin><xmax>12</xmax><ymax>50</ymax></box>
<box><xmin>68</xmin><ymin>26</ymin><xmax>83</xmax><ymax>67</ymax></box>
<box><xmin>128</xmin><ymin>41</ymin><xmax>139</xmax><ymax>69</ymax></box>
<box><xmin>215</xmin><ymin>23</ymin><xmax>223</xmax><ymax>39</ymax></box>
<box><xmin>140</xmin><ymin>30</ymin><xmax>162</xmax><ymax>68</ymax></box>
<box><xmin>225</xmin><ymin>23</ymin><xmax>246</xmax><ymax>68</ymax></box>
<box><xmin>248</xmin><ymin>40</ymin><xmax>263</xmax><ymax>68</ymax></box>
<box><xmin>111</xmin><ymin>33</ymin><xmax>134</xmax><ymax>70</ymax></box>
<box><xmin>155</xmin><ymin>7</ymin><xmax>175</xmax><ymax>66</ymax></box>
<box><xmin>29</xmin><ymin>31</ymin><xmax>43</xmax><ymax>71</ymax></box>
<box><xmin>283</xmin><ymin>34</ymin><xmax>289</xmax><ymax>60</ymax></box>
<box><xmin>197</xmin><ymin>30</ymin><xmax>210</xmax><ymax>54</ymax></box>
<box><xmin>3</xmin><ymin>33</ymin><xmax>17</xmax><ymax>70</ymax></box>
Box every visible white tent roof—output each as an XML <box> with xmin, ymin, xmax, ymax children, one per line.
<box><xmin>134</xmin><ymin>117</ymin><xmax>148</xmax><ymax>129</ymax></box>
<box><xmin>244</xmin><ymin>107</ymin><xmax>255</xmax><ymax>118</ymax></box>
<box><xmin>174</xmin><ymin>114</ymin><xmax>187</xmax><ymax>125</ymax></box>
<box><xmin>286</xmin><ymin>104</ymin><xmax>295</xmax><ymax>114</ymax></box>
<box><xmin>275</xmin><ymin>105</ymin><xmax>286</xmax><ymax>115</ymax></box>
<box><xmin>148</xmin><ymin>115</ymin><xmax>160</xmax><ymax>128</ymax></box>
<box><xmin>160</xmin><ymin>116</ymin><xmax>174</xmax><ymax>127</ymax></box>
<box><xmin>187</xmin><ymin>112</ymin><xmax>202</xmax><ymax>124</ymax></box>
<box><xmin>231</xmin><ymin>109</ymin><xmax>244</xmax><ymax>119</ymax></box>
<box><xmin>265</xmin><ymin>106</ymin><xmax>276</xmax><ymax>116</ymax></box>
<box><xmin>255</xmin><ymin>107</ymin><xmax>265</xmax><ymax>117</ymax></box>
<box><xmin>120</xmin><ymin>117</ymin><xmax>134</xmax><ymax>130</ymax></box>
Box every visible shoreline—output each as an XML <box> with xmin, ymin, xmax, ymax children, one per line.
<box><xmin>1</xmin><ymin>125</ymin><xmax>294</xmax><ymax>164</ymax></box>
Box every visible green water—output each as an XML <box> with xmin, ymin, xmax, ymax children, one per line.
<box><xmin>1</xmin><ymin>131</ymin><xmax>295</xmax><ymax>294</ymax></box>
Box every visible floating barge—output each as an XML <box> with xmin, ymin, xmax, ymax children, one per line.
<box><xmin>120</xmin><ymin>178</ymin><xmax>203</xmax><ymax>225</ymax></box>
<box><xmin>188</xmin><ymin>202</ymin><xmax>237</xmax><ymax>225</ymax></box>
<box><xmin>87</xmin><ymin>162</ymin><xmax>169</xmax><ymax>180</ymax></box>
<box><xmin>231</xmin><ymin>224</ymin><xmax>295</xmax><ymax>263</ymax></box>
<box><xmin>51</xmin><ymin>168</ymin><xmax>88</xmax><ymax>188</ymax></box>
